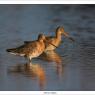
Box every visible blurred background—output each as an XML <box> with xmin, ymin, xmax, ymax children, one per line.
<box><xmin>0</xmin><ymin>5</ymin><xmax>95</xmax><ymax>90</ymax></box>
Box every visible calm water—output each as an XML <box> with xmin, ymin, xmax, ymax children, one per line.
<box><xmin>0</xmin><ymin>5</ymin><xmax>95</xmax><ymax>91</ymax></box>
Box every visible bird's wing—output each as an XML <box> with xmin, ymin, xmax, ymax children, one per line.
<box><xmin>13</xmin><ymin>41</ymin><xmax>38</xmax><ymax>54</ymax></box>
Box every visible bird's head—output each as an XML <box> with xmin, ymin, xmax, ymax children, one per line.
<box><xmin>38</xmin><ymin>34</ymin><xmax>46</xmax><ymax>41</ymax></box>
<box><xmin>56</xmin><ymin>26</ymin><xmax>75</xmax><ymax>42</ymax></box>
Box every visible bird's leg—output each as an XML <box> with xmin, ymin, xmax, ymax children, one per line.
<box><xmin>29</xmin><ymin>59</ymin><xmax>32</xmax><ymax>64</ymax></box>
<box><xmin>27</xmin><ymin>56</ymin><xmax>32</xmax><ymax>64</ymax></box>
<box><xmin>24</xmin><ymin>55</ymin><xmax>31</xmax><ymax>64</ymax></box>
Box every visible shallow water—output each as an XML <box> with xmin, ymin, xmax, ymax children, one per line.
<box><xmin>0</xmin><ymin>5</ymin><xmax>95</xmax><ymax>91</ymax></box>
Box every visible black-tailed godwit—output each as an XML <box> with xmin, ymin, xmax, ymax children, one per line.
<box><xmin>6</xmin><ymin>34</ymin><xmax>48</xmax><ymax>63</ymax></box>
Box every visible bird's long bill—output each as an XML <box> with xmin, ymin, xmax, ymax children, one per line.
<box><xmin>68</xmin><ymin>37</ymin><xmax>75</xmax><ymax>42</ymax></box>
<box><xmin>63</xmin><ymin>32</ymin><xmax>75</xmax><ymax>42</ymax></box>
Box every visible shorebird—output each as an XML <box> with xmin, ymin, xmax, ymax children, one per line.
<box><xmin>6</xmin><ymin>34</ymin><xmax>53</xmax><ymax>63</ymax></box>
<box><xmin>24</xmin><ymin>26</ymin><xmax>74</xmax><ymax>51</ymax></box>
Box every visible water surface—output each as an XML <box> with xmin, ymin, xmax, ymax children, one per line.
<box><xmin>0</xmin><ymin>5</ymin><xmax>95</xmax><ymax>91</ymax></box>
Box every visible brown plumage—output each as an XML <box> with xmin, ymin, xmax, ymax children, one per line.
<box><xmin>6</xmin><ymin>34</ymin><xmax>46</xmax><ymax>62</ymax></box>
<box><xmin>24</xmin><ymin>26</ymin><xmax>74</xmax><ymax>51</ymax></box>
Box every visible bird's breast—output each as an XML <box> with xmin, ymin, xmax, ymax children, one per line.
<box><xmin>45</xmin><ymin>38</ymin><xmax>61</xmax><ymax>51</ymax></box>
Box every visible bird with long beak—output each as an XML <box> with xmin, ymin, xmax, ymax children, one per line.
<box><xmin>24</xmin><ymin>26</ymin><xmax>75</xmax><ymax>51</ymax></box>
<box><xmin>6</xmin><ymin>34</ymin><xmax>56</xmax><ymax>63</ymax></box>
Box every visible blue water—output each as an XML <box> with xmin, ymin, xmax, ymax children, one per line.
<box><xmin>0</xmin><ymin>5</ymin><xmax>95</xmax><ymax>91</ymax></box>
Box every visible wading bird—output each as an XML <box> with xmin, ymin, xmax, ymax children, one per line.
<box><xmin>6</xmin><ymin>34</ymin><xmax>55</xmax><ymax>63</ymax></box>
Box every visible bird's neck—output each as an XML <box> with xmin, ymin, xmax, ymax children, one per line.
<box><xmin>56</xmin><ymin>33</ymin><xmax>62</xmax><ymax>41</ymax></box>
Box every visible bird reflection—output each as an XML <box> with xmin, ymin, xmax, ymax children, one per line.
<box><xmin>40</xmin><ymin>50</ymin><xmax>63</xmax><ymax>79</ymax></box>
<box><xmin>8</xmin><ymin>62</ymin><xmax>46</xmax><ymax>90</ymax></box>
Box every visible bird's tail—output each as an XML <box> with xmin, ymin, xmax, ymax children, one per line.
<box><xmin>6</xmin><ymin>48</ymin><xmax>18</xmax><ymax>55</ymax></box>
<box><xmin>6</xmin><ymin>48</ymin><xmax>25</xmax><ymax>56</ymax></box>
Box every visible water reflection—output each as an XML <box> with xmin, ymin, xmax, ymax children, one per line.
<box><xmin>7</xmin><ymin>51</ymin><xmax>64</xmax><ymax>90</ymax></box>
<box><xmin>8</xmin><ymin>63</ymin><xmax>46</xmax><ymax>90</ymax></box>
<box><xmin>40</xmin><ymin>50</ymin><xmax>63</xmax><ymax>79</ymax></box>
